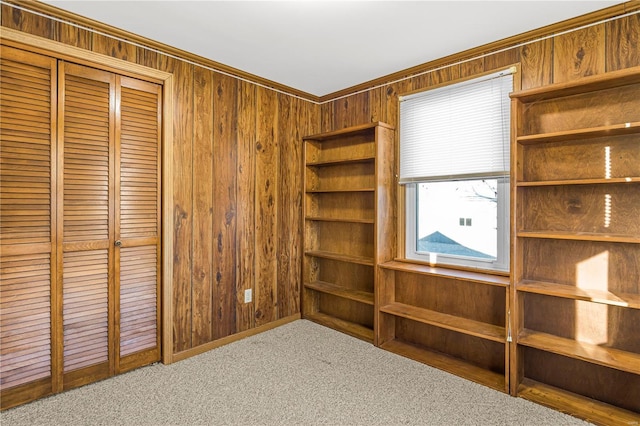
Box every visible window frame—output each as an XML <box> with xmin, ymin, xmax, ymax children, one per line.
<box><xmin>398</xmin><ymin>66</ymin><xmax>519</xmax><ymax>274</ymax></box>
<box><xmin>404</xmin><ymin>177</ymin><xmax>510</xmax><ymax>272</ymax></box>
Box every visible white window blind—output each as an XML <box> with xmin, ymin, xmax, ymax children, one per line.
<box><xmin>399</xmin><ymin>68</ymin><xmax>514</xmax><ymax>183</ymax></box>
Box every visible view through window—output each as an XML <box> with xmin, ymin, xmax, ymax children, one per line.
<box><xmin>416</xmin><ymin>179</ymin><xmax>498</xmax><ymax>261</ymax></box>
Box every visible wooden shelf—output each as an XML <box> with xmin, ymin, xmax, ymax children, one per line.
<box><xmin>380</xmin><ymin>302</ymin><xmax>505</xmax><ymax>343</ymax></box>
<box><xmin>510</xmin><ymin>66</ymin><xmax>640</xmax><ymax>103</ymax></box>
<box><xmin>518</xmin><ymin>280</ymin><xmax>640</xmax><ymax>309</ymax></box>
<box><xmin>516</xmin><ymin>121</ymin><xmax>640</xmax><ymax>144</ymax></box>
<box><xmin>305</xmin><ymin>216</ymin><xmax>374</xmax><ymax>224</ymax></box>
<box><xmin>307</xmin><ymin>156</ymin><xmax>375</xmax><ymax>166</ymax></box>
<box><xmin>517</xmin><ymin>379</ymin><xmax>640</xmax><ymax>426</ymax></box>
<box><xmin>517</xmin><ymin>177</ymin><xmax>640</xmax><ymax>186</ymax></box>
<box><xmin>518</xmin><ymin>329</ymin><xmax>640</xmax><ymax>375</ymax></box>
<box><xmin>306</xmin><ymin>188</ymin><xmax>375</xmax><ymax>193</ymax></box>
<box><xmin>379</xmin><ymin>261</ymin><xmax>510</xmax><ymax>287</ymax></box>
<box><xmin>380</xmin><ymin>339</ymin><xmax>506</xmax><ymax>392</ymax></box>
<box><xmin>304</xmin><ymin>250</ymin><xmax>374</xmax><ymax>266</ymax></box>
<box><xmin>517</xmin><ymin>231</ymin><xmax>640</xmax><ymax>244</ymax></box>
<box><xmin>303</xmin><ymin>121</ymin><xmax>394</xmax><ymax>141</ymax></box>
<box><xmin>304</xmin><ymin>281</ymin><xmax>374</xmax><ymax>306</ymax></box>
<box><xmin>304</xmin><ymin>312</ymin><xmax>373</xmax><ymax>342</ymax></box>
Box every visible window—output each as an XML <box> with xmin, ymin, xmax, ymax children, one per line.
<box><xmin>399</xmin><ymin>68</ymin><xmax>514</xmax><ymax>272</ymax></box>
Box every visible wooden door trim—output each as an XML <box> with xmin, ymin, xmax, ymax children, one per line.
<box><xmin>1</xmin><ymin>28</ymin><xmax>175</xmax><ymax>365</ymax></box>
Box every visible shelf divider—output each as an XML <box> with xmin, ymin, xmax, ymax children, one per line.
<box><xmin>517</xmin><ymin>230</ymin><xmax>640</xmax><ymax>244</ymax></box>
<box><xmin>516</xmin><ymin>121</ymin><xmax>640</xmax><ymax>144</ymax></box>
<box><xmin>517</xmin><ymin>177</ymin><xmax>640</xmax><ymax>187</ymax></box>
<box><xmin>304</xmin><ymin>281</ymin><xmax>374</xmax><ymax>306</ymax></box>
<box><xmin>517</xmin><ymin>379</ymin><xmax>640</xmax><ymax>425</ymax></box>
<box><xmin>305</xmin><ymin>216</ymin><xmax>374</xmax><ymax>224</ymax></box>
<box><xmin>380</xmin><ymin>302</ymin><xmax>505</xmax><ymax>343</ymax></box>
<box><xmin>517</xmin><ymin>280</ymin><xmax>640</xmax><ymax>309</ymax></box>
<box><xmin>304</xmin><ymin>312</ymin><xmax>373</xmax><ymax>342</ymax></box>
<box><xmin>380</xmin><ymin>339</ymin><xmax>506</xmax><ymax>392</ymax></box>
<box><xmin>304</xmin><ymin>250</ymin><xmax>374</xmax><ymax>266</ymax></box>
<box><xmin>518</xmin><ymin>329</ymin><xmax>640</xmax><ymax>375</ymax></box>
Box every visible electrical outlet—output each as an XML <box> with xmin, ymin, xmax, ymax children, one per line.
<box><xmin>244</xmin><ymin>289</ymin><xmax>252</xmax><ymax>303</ymax></box>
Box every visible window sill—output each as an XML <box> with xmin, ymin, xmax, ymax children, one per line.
<box><xmin>379</xmin><ymin>260</ymin><xmax>510</xmax><ymax>287</ymax></box>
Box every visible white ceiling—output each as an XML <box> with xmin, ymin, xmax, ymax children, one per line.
<box><xmin>42</xmin><ymin>1</ymin><xmax>624</xmax><ymax>97</ymax></box>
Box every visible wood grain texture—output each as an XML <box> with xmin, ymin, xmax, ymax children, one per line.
<box><xmin>156</xmin><ymin>55</ymin><xmax>193</xmax><ymax>353</ymax></box>
<box><xmin>606</xmin><ymin>13</ymin><xmax>640</xmax><ymax>72</ymax></box>
<box><xmin>211</xmin><ymin>72</ymin><xmax>238</xmax><ymax>340</ymax></box>
<box><xmin>332</xmin><ymin>92</ymin><xmax>369</xmax><ymax>130</ymax></box>
<box><xmin>190</xmin><ymin>66</ymin><xmax>214</xmax><ymax>346</ymax></box>
<box><xmin>484</xmin><ymin>48</ymin><xmax>520</xmax><ymax>72</ymax></box>
<box><xmin>254</xmin><ymin>86</ymin><xmax>279</xmax><ymax>326</ymax></box>
<box><xmin>553</xmin><ymin>25</ymin><xmax>606</xmax><ymax>83</ymax></box>
<box><xmin>1</xmin><ymin>4</ymin><xmax>54</xmax><ymax>39</ymax></box>
<box><xmin>520</xmin><ymin>38</ymin><xmax>553</xmax><ymax>90</ymax></box>
<box><xmin>135</xmin><ymin>47</ymin><xmax>158</xmax><ymax>69</ymax></box>
<box><xmin>276</xmin><ymin>94</ymin><xmax>301</xmax><ymax>317</ymax></box>
<box><xmin>460</xmin><ymin>57</ymin><xmax>484</xmax><ymax>78</ymax></box>
<box><xmin>91</xmin><ymin>34</ymin><xmax>136</xmax><ymax>63</ymax></box>
<box><xmin>235</xmin><ymin>81</ymin><xmax>257</xmax><ymax>332</ymax></box>
<box><xmin>55</xmin><ymin>22</ymin><xmax>91</xmax><ymax>50</ymax></box>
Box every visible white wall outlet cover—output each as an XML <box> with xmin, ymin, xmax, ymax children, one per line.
<box><xmin>244</xmin><ymin>289</ymin><xmax>252</xmax><ymax>303</ymax></box>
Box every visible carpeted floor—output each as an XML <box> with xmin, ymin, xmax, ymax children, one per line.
<box><xmin>1</xmin><ymin>319</ymin><xmax>591</xmax><ymax>425</ymax></box>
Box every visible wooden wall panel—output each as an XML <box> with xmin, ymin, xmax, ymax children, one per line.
<box><xmin>156</xmin><ymin>55</ymin><xmax>193</xmax><ymax>353</ymax></box>
<box><xmin>1</xmin><ymin>5</ymin><xmax>54</xmax><ymax>39</ymax></box>
<box><xmin>92</xmin><ymin>34</ymin><xmax>136</xmax><ymax>63</ymax></box>
<box><xmin>254</xmin><ymin>87</ymin><xmax>279</xmax><ymax>326</ymax></box>
<box><xmin>520</xmin><ymin>38</ymin><xmax>553</xmax><ymax>90</ymax></box>
<box><xmin>606</xmin><ymin>13</ymin><xmax>640</xmax><ymax>71</ymax></box>
<box><xmin>484</xmin><ymin>48</ymin><xmax>520</xmax><ymax>72</ymax></box>
<box><xmin>136</xmin><ymin>47</ymin><xmax>158</xmax><ymax>69</ymax></box>
<box><xmin>276</xmin><ymin>95</ymin><xmax>300</xmax><ymax>317</ymax></box>
<box><xmin>553</xmin><ymin>25</ymin><xmax>606</xmax><ymax>83</ymax></box>
<box><xmin>211</xmin><ymin>72</ymin><xmax>238</xmax><ymax>340</ymax></box>
<box><xmin>235</xmin><ymin>81</ymin><xmax>257</xmax><ymax>332</ymax></box>
<box><xmin>460</xmin><ymin>57</ymin><xmax>484</xmax><ymax>78</ymax></box>
<box><xmin>191</xmin><ymin>66</ymin><xmax>214</xmax><ymax>346</ymax></box>
<box><xmin>55</xmin><ymin>23</ymin><xmax>91</xmax><ymax>50</ymax></box>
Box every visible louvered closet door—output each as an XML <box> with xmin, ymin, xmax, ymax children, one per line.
<box><xmin>115</xmin><ymin>76</ymin><xmax>161</xmax><ymax>372</ymax></box>
<box><xmin>0</xmin><ymin>46</ymin><xmax>57</xmax><ymax>408</ymax></box>
<box><xmin>58</xmin><ymin>62</ymin><xmax>115</xmax><ymax>389</ymax></box>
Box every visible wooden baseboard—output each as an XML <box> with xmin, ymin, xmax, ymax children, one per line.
<box><xmin>171</xmin><ymin>314</ymin><xmax>301</xmax><ymax>363</ymax></box>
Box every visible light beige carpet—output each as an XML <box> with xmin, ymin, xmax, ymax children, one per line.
<box><xmin>1</xmin><ymin>319</ymin><xmax>590</xmax><ymax>425</ymax></box>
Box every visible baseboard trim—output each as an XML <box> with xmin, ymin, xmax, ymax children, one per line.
<box><xmin>171</xmin><ymin>314</ymin><xmax>302</xmax><ymax>363</ymax></box>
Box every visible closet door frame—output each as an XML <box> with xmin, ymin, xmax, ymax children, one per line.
<box><xmin>1</xmin><ymin>28</ymin><xmax>176</xmax><ymax>366</ymax></box>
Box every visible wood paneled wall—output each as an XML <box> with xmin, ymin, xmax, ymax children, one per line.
<box><xmin>320</xmin><ymin>13</ymin><xmax>640</xmax><ymax>132</ymax></box>
<box><xmin>0</xmin><ymin>3</ymin><xmax>320</xmax><ymax>355</ymax></box>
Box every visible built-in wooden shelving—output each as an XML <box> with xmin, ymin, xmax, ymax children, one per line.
<box><xmin>511</xmin><ymin>65</ymin><xmax>640</xmax><ymax>422</ymax></box>
<box><xmin>302</xmin><ymin>122</ymin><xmax>395</xmax><ymax>343</ymax></box>
<box><xmin>377</xmin><ymin>261</ymin><xmax>509</xmax><ymax>394</ymax></box>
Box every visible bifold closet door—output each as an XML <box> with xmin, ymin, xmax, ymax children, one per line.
<box><xmin>58</xmin><ymin>62</ymin><xmax>162</xmax><ymax>388</ymax></box>
<box><xmin>115</xmin><ymin>76</ymin><xmax>161</xmax><ymax>373</ymax></box>
<box><xmin>57</xmin><ymin>62</ymin><xmax>115</xmax><ymax>389</ymax></box>
<box><xmin>0</xmin><ymin>46</ymin><xmax>57</xmax><ymax>408</ymax></box>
